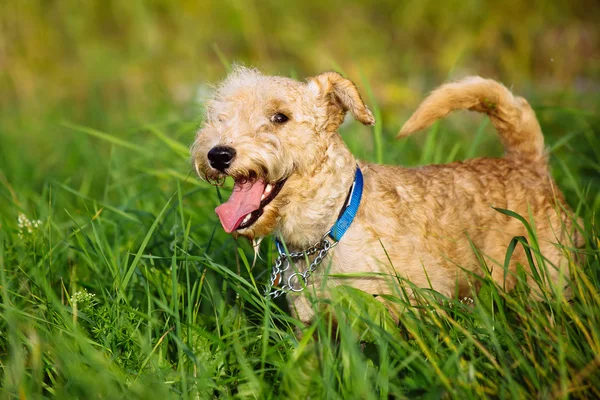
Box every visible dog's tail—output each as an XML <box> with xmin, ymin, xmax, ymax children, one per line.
<box><xmin>399</xmin><ymin>77</ymin><xmax>546</xmax><ymax>165</ymax></box>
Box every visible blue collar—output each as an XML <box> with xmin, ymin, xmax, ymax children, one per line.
<box><xmin>276</xmin><ymin>166</ymin><xmax>363</xmax><ymax>254</ymax></box>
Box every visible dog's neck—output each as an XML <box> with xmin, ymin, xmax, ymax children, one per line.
<box><xmin>277</xmin><ymin>133</ymin><xmax>356</xmax><ymax>249</ymax></box>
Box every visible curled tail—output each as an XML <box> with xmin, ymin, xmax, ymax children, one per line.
<box><xmin>399</xmin><ymin>77</ymin><xmax>546</xmax><ymax>165</ymax></box>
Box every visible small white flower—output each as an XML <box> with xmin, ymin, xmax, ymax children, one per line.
<box><xmin>71</xmin><ymin>289</ymin><xmax>96</xmax><ymax>307</ymax></box>
<box><xmin>17</xmin><ymin>213</ymin><xmax>42</xmax><ymax>235</ymax></box>
<box><xmin>460</xmin><ymin>297</ymin><xmax>474</xmax><ymax>305</ymax></box>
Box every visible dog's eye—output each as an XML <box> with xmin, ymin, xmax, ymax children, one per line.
<box><xmin>271</xmin><ymin>113</ymin><xmax>289</xmax><ymax>124</ymax></box>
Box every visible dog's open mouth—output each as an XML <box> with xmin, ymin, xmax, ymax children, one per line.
<box><xmin>214</xmin><ymin>178</ymin><xmax>286</xmax><ymax>233</ymax></box>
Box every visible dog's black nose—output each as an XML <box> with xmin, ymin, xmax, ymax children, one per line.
<box><xmin>207</xmin><ymin>146</ymin><xmax>236</xmax><ymax>172</ymax></box>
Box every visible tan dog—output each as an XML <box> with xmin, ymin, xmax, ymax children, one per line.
<box><xmin>191</xmin><ymin>67</ymin><xmax>581</xmax><ymax>325</ymax></box>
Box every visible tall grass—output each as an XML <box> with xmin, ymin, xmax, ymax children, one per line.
<box><xmin>1</xmin><ymin>100</ymin><xmax>599</xmax><ymax>398</ymax></box>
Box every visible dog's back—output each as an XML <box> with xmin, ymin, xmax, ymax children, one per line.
<box><xmin>390</xmin><ymin>77</ymin><xmax>582</xmax><ymax>298</ymax></box>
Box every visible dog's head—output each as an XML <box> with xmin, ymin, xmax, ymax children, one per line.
<box><xmin>191</xmin><ymin>66</ymin><xmax>374</xmax><ymax>239</ymax></box>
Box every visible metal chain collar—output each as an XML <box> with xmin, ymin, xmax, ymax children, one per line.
<box><xmin>265</xmin><ymin>233</ymin><xmax>338</xmax><ymax>299</ymax></box>
<box><xmin>264</xmin><ymin>166</ymin><xmax>362</xmax><ymax>299</ymax></box>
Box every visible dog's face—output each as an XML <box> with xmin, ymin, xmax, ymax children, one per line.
<box><xmin>191</xmin><ymin>67</ymin><xmax>374</xmax><ymax>239</ymax></box>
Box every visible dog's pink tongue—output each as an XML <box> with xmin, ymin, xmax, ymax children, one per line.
<box><xmin>215</xmin><ymin>180</ymin><xmax>266</xmax><ymax>233</ymax></box>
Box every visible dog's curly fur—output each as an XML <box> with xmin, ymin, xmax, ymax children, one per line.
<box><xmin>191</xmin><ymin>67</ymin><xmax>582</xmax><ymax>325</ymax></box>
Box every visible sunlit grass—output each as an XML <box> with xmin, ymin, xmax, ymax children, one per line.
<box><xmin>1</xmin><ymin>97</ymin><xmax>599</xmax><ymax>398</ymax></box>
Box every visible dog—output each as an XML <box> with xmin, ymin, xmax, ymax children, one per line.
<box><xmin>191</xmin><ymin>66</ymin><xmax>582</xmax><ymax>325</ymax></box>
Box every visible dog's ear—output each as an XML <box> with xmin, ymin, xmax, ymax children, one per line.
<box><xmin>307</xmin><ymin>72</ymin><xmax>376</xmax><ymax>128</ymax></box>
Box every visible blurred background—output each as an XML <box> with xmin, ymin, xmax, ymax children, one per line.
<box><xmin>0</xmin><ymin>0</ymin><xmax>599</xmax><ymax>212</ymax></box>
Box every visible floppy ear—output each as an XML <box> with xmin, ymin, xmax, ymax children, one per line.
<box><xmin>307</xmin><ymin>72</ymin><xmax>376</xmax><ymax>128</ymax></box>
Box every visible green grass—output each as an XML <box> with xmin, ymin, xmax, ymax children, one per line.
<box><xmin>1</xmin><ymin>100</ymin><xmax>599</xmax><ymax>398</ymax></box>
<box><xmin>1</xmin><ymin>1</ymin><xmax>600</xmax><ymax>398</ymax></box>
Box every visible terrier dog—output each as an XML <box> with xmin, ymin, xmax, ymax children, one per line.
<box><xmin>191</xmin><ymin>67</ymin><xmax>581</xmax><ymax>325</ymax></box>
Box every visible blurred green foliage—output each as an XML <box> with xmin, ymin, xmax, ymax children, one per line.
<box><xmin>3</xmin><ymin>0</ymin><xmax>599</xmax><ymax>110</ymax></box>
<box><xmin>1</xmin><ymin>0</ymin><xmax>599</xmax><ymax>192</ymax></box>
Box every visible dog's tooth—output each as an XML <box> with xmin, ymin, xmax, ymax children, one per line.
<box><xmin>242</xmin><ymin>214</ymin><xmax>251</xmax><ymax>224</ymax></box>
<box><xmin>261</xmin><ymin>194</ymin><xmax>266</xmax><ymax>201</ymax></box>
<box><xmin>265</xmin><ymin>184</ymin><xmax>273</xmax><ymax>194</ymax></box>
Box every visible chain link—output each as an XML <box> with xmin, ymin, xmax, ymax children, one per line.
<box><xmin>265</xmin><ymin>233</ymin><xmax>337</xmax><ymax>299</ymax></box>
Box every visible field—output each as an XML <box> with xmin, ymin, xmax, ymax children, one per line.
<box><xmin>1</xmin><ymin>1</ymin><xmax>599</xmax><ymax>398</ymax></box>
